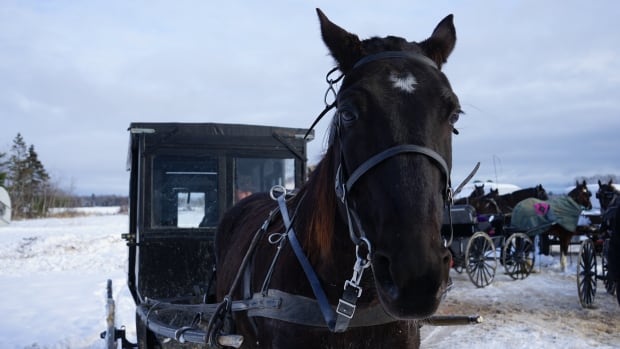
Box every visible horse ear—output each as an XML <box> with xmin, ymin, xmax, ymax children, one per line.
<box><xmin>419</xmin><ymin>14</ymin><xmax>456</xmax><ymax>69</ymax></box>
<box><xmin>316</xmin><ymin>8</ymin><xmax>362</xmax><ymax>74</ymax></box>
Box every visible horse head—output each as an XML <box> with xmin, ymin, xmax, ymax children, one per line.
<box><xmin>536</xmin><ymin>184</ymin><xmax>549</xmax><ymax>200</ymax></box>
<box><xmin>317</xmin><ymin>9</ymin><xmax>456</xmax><ymax>319</ymax></box>
<box><xmin>597</xmin><ymin>179</ymin><xmax>619</xmax><ymax>211</ymax></box>
<box><xmin>569</xmin><ymin>180</ymin><xmax>592</xmax><ymax>210</ymax></box>
<box><xmin>471</xmin><ymin>183</ymin><xmax>486</xmax><ymax>199</ymax></box>
<box><xmin>473</xmin><ymin>188</ymin><xmax>501</xmax><ymax>214</ymax></box>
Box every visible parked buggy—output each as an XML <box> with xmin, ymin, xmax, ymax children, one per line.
<box><xmin>103</xmin><ymin>122</ymin><xmax>482</xmax><ymax>348</ymax></box>
<box><xmin>576</xmin><ymin>181</ymin><xmax>620</xmax><ymax>308</ymax></box>
<box><xmin>442</xmin><ymin>205</ymin><xmax>497</xmax><ymax>288</ymax></box>
<box><xmin>442</xmin><ymin>204</ymin><xmax>545</xmax><ymax>287</ymax></box>
<box><xmin>103</xmin><ymin>122</ymin><xmax>314</xmax><ymax>348</ymax></box>
<box><xmin>576</xmin><ymin>228</ymin><xmax>618</xmax><ymax>308</ymax></box>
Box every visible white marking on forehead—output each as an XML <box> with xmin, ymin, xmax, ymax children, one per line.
<box><xmin>389</xmin><ymin>72</ymin><xmax>417</xmax><ymax>93</ymax></box>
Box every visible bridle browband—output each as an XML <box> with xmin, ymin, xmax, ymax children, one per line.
<box><xmin>352</xmin><ymin>50</ymin><xmax>439</xmax><ymax>70</ymax></box>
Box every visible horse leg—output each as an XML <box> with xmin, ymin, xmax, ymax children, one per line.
<box><xmin>559</xmin><ymin>231</ymin><xmax>570</xmax><ymax>272</ymax></box>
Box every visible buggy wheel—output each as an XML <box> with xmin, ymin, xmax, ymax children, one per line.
<box><xmin>577</xmin><ymin>239</ymin><xmax>597</xmax><ymax>308</ymax></box>
<box><xmin>602</xmin><ymin>239</ymin><xmax>616</xmax><ymax>295</ymax></box>
<box><xmin>502</xmin><ymin>233</ymin><xmax>535</xmax><ymax>280</ymax></box>
<box><xmin>465</xmin><ymin>232</ymin><xmax>497</xmax><ymax>288</ymax></box>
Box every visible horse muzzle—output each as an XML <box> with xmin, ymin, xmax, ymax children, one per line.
<box><xmin>371</xmin><ymin>245</ymin><xmax>451</xmax><ymax>319</ymax></box>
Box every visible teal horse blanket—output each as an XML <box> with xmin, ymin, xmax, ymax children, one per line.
<box><xmin>511</xmin><ymin>196</ymin><xmax>584</xmax><ymax>236</ymax></box>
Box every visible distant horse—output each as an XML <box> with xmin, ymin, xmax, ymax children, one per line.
<box><xmin>511</xmin><ymin>180</ymin><xmax>592</xmax><ymax>271</ymax></box>
<box><xmin>495</xmin><ymin>185</ymin><xmax>548</xmax><ymax>213</ymax></box>
<box><xmin>598</xmin><ymin>180</ymin><xmax>620</xmax><ymax>285</ymax></box>
<box><xmin>597</xmin><ymin>179</ymin><xmax>620</xmax><ymax>212</ymax></box>
<box><xmin>454</xmin><ymin>183</ymin><xmax>485</xmax><ymax>205</ymax></box>
<box><xmin>214</xmin><ymin>9</ymin><xmax>458</xmax><ymax>349</ymax></box>
<box><xmin>471</xmin><ymin>185</ymin><xmax>548</xmax><ymax>217</ymax></box>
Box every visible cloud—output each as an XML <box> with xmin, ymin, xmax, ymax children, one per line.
<box><xmin>0</xmin><ymin>1</ymin><xmax>619</xmax><ymax>195</ymax></box>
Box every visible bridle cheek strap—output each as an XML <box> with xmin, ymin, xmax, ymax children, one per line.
<box><xmin>335</xmin><ymin>143</ymin><xmax>480</xmax><ymax>248</ymax></box>
<box><xmin>335</xmin><ymin>144</ymin><xmax>453</xmax><ymax>248</ymax></box>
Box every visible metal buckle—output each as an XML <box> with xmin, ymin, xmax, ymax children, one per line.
<box><xmin>336</xmin><ymin>298</ymin><xmax>356</xmax><ymax>319</ymax></box>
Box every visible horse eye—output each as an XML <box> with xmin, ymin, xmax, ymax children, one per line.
<box><xmin>448</xmin><ymin>112</ymin><xmax>460</xmax><ymax>126</ymax></box>
<box><xmin>339</xmin><ymin>109</ymin><xmax>358</xmax><ymax>124</ymax></box>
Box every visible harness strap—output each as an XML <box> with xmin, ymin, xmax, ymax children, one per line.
<box><xmin>278</xmin><ymin>195</ymin><xmax>336</xmax><ymax>329</ymax></box>
<box><xmin>146</xmin><ymin>292</ymin><xmax>392</xmax><ymax>328</ymax></box>
<box><xmin>277</xmin><ymin>195</ymin><xmax>358</xmax><ymax>332</ymax></box>
<box><xmin>247</xmin><ymin>289</ymin><xmax>395</xmax><ymax>327</ymax></box>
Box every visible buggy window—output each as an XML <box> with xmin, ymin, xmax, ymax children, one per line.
<box><xmin>234</xmin><ymin>158</ymin><xmax>295</xmax><ymax>203</ymax></box>
<box><xmin>151</xmin><ymin>155</ymin><xmax>218</xmax><ymax>228</ymax></box>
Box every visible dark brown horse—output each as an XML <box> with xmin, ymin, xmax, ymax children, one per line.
<box><xmin>597</xmin><ymin>179</ymin><xmax>620</xmax><ymax>212</ymax></box>
<box><xmin>454</xmin><ymin>183</ymin><xmax>485</xmax><ymax>205</ymax></box>
<box><xmin>495</xmin><ymin>184</ymin><xmax>548</xmax><ymax>213</ymax></box>
<box><xmin>214</xmin><ymin>9</ymin><xmax>458</xmax><ymax>349</ymax></box>
<box><xmin>512</xmin><ymin>180</ymin><xmax>592</xmax><ymax>271</ymax></box>
<box><xmin>467</xmin><ymin>185</ymin><xmax>548</xmax><ymax>217</ymax></box>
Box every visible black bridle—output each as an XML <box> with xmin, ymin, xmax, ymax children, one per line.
<box><xmin>294</xmin><ymin>51</ymin><xmax>464</xmax><ymax>330</ymax></box>
<box><xmin>329</xmin><ymin>51</ymin><xmax>454</xmax><ymax>248</ymax></box>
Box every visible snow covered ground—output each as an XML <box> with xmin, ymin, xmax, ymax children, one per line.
<box><xmin>0</xmin><ymin>210</ymin><xmax>618</xmax><ymax>348</ymax></box>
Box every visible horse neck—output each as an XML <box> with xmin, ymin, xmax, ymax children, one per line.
<box><xmin>608</xmin><ymin>193</ymin><xmax>620</xmax><ymax>210</ymax></box>
<box><xmin>505</xmin><ymin>188</ymin><xmax>532</xmax><ymax>201</ymax></box>
<box><xmin>601</xmin><ymin>189</ymin><xmax>620</xmax><ymax>211</ymax></box>
<box><xmin>292</xmin><ymin>146</ymin><xmax>351</xmax><ymax>265</ymax></box>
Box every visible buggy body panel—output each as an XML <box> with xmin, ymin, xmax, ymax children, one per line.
<box><xmin>125</xmin><ymin>122</ymin><xmax>313</xmax><ymax>305</ymax></box>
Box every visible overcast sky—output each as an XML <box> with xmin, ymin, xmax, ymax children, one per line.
<box><xmin>1</xmin><ymin>1</ymin><xmax>619</xmax><ymax>196</ymax></box>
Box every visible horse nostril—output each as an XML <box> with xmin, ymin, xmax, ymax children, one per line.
<box><xmin>443</xmin><ymin>250</ymin><xmax>452</xmax><ymax>266</ymax></box>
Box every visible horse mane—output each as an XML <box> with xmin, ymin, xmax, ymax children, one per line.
<box><xmin>293</xmin><ymin>142</ymin><xmax>339</xmax><ymax>263</ymax></box>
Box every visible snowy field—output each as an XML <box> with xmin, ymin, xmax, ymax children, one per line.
<box><xmin>0</xmin><ymin>210</ymin><xmax>618</xmax><ymax>348</ymax></box>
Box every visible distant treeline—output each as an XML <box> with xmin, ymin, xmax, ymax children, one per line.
<box><xmin>71</xmin><ymin>194</ymin><xmax>128</xmax><ymax>208</ymax></box>
<box><xmin>577</xmin><ymin>174</ymin><xmax>618</xmax><ymax>185</ymax></box>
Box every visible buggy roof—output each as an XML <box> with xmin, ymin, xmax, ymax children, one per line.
<box><xmin>126</xmin><ymin>122</ymin><xmax>314</xmax><ymax>168</ymax></box>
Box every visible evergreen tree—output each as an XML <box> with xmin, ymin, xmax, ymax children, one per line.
<box><xmin>27</xmin><ymin>145</ymin><xmax>51</xmax><ymax>216</ymax></box>
<box><xmin>0</xmin><ymin>150</ymin><xmax>8</xmax><ymax>187</ymax></box>
<box><xmin>6</xmin><ymin>133</ymin><xmax>52</xmax><ymax>218</ymax></box>
<box><xmin>7</xmin><ymin>133</ymin><xmax>29</xmax><ymax>218</ymax></box>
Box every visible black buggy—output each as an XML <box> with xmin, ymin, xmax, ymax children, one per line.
<box><xmin>442</xmin><ymin>204</ymin><xmax>542</xmax><ymax>288</ymax></box>
<box><xmin>103</xmin><ymin>122</ymin><xmax>313</xmax><ymax>348</ymax></box>
<box><xmin>103</xmin><ymin>122</ymin><xmax>482</xmax><ymax>348</ymax></box>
